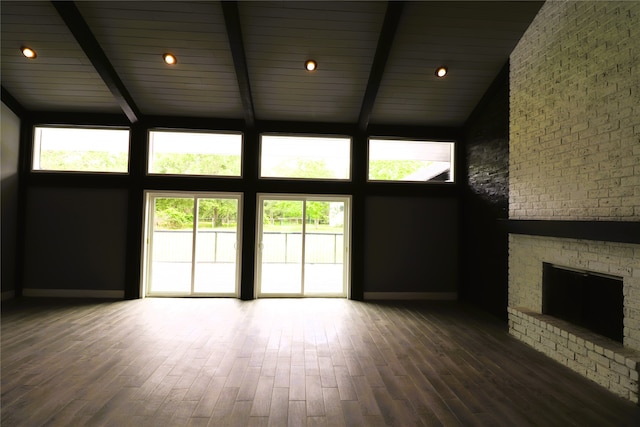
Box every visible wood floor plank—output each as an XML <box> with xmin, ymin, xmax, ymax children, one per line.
<box><xmin>334</xmin><ymin>365</ymin><xmax>357</xmax><ymax>401</ymax></box>
<box><xmin>183</xmin><ymin>370</ymin><xmax>214</xmax><ymax>401</ymax></box>
<box><xmin>152</xmin><ymin>387</ymin><xmax>189</xmax><ymax>421</ymax></box>
<box><xmin>2</xmin><ymin>298</ymin><xmax>640</xmax><ymax>427</ymax></box>
<box><xmin>274</xmin><ymin>357</ymin><xmax>291</xmax><ymax>388</ymax></box>
<box><xmin>260</xmin><ymin>349</ymin><xmax>278</xmax><ymax>377</ymax></box>
<box><xmin>370</xmin><ymin>385</ymin><xmax>400</xmax><ymax>426</ymax></box>
<box><xmin>322</xmin><ymin>387</ymin><xmax>346</xmax><ymax>427</ymax></box>
<box><xmin>340</xmin><ymin>400</ymin><xmax>365</xmax><ymax>426</ymax></box>
<box><xmin>267</xmin><ymin>387</ymin><xmax>289</xmax><ymax>427</ymax></box>
<box><xmin>250</xmin><ymin>376</ymin><xmax>275</xmax><ymax>416</ymax></box>
<box><xmin>304</xmin><ymin>348</ymin><xmax>320</xmax><ymax>376</ymax></box>
<box><xmin>289</xmin><ymin>364</ymin><xmax>306</xmax><ymax>401</ymax></box>
<box><xmin>305</xmin><ymin>374</ymin><xmax>324</xmax><ymax>417</ymax></box>
<box><xmin>287</xmin><ymin>400</ymin><xmax>306</xmax><ymax>427</ymax></box>
<box><xmin>224</xmin><ymin>357</ymin><xmax>250</xmax><ymax>388</ymax></box>
<box><xmin>228</xmin><ymin>400</ymin><xmax>253</xmax><ymax>427</ymax></box>
<box><xmin>41</xmin><ymin>399</ymin><xmax>91</xmax><ymax>427</ymax></box>
<box><xmin>191</xmin><ymin>376</ymin><xmax>226</xmax><ymax>418</ymax></box>
<box><xmin>237</xmin><ymin>366</ymin><xmax>261</xmax><ymax>401</ymax></box>
<box><xmin>350</xmin><ymin>375</ymin><xmax>381</xmax><ymax>417</ymax></box>
<box><xmin>247</xmin><ymin>415</ymin><xmax>269</xmax><ymax>427</ymax></box>
<box><xmin>318</xmin><ymin>355</ymin><xmax>337</xmax><ymax>388</ymax></box>
<box><xmin>208</xmin><ymin>386</ymin><xmax>238</xmax><ymax>426</ymax></box>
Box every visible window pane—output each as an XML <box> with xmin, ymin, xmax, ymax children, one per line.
<box><xmin>368</xmin><ymin>139</ymin><xmax>454</xmax><ymax>182</ymax></box>
<box><xmin>149</xmin><ymin>130</ymin><xmax>242</xmax><ymax>176</ymax></box>
<box><xmin>149</xmin><ymin>197</ymin><xmax>194</xmax><ymax>294</ymax></box>
<box><xmin>194</xmin><ymin>197</ymin><xmax>240</xmax><ymax>294</ymax></box>
<box><xmin>33</xmin><ymin>127</ymin><xmax>129</xmax><ymax>173</ymax></box>
<box><xmin>260</xmin><ymin>135</ymin><xmax>351</xmax><ymax>180</ymax></box>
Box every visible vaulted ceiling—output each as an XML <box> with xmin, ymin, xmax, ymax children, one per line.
<box><xmin>1</xmin><ymin>1</ymin><xmax>543</xmax><ymax>129</ymax></box>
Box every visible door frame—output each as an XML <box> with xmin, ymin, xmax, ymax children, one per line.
<box><xmin>141</xmin><ymin>190</ymin><xmax>243</xmax><ymax>297</ymax></box>
<box><xmin>254</xmin><ymin>193</ymin><xmax>351</xmax><ymax>299</ymax></box>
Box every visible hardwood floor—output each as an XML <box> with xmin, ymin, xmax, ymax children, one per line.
<box><xmin>2</xmin><ymin>297</ymin><xmax>639</xmax><ymax>426</ymax></box>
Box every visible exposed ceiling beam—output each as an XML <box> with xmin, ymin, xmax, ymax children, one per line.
<box><xmin>358</xmin><ymin>1</ymin><xmax>404</xmax><ymax>132</ymax></box>
<box><xmin>51</xmin><ymin>1</ymin><xmax>141</xmax><ymax>123</ymax></box>
<box><xmin>221</xmin><ymin>1</ymin><xmax>255</xmax><ymax>129</ymax></box>
<box><xmin>1</xmin><ymin>86</ymin><xmax>26</xmax><ymax>118</ymax></box>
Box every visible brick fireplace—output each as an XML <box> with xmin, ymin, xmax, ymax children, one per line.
<box><xmin>507</xmin><ymin>0</ymin><xmax>640</xmax><ymax>404</ymax></box>
<box><xmin>508</xmin><ymin>234</ymin><xmax>640</xmax><ymax>402</ymax></box>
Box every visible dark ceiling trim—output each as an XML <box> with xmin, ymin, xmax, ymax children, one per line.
<box><xmin>51</xmin><ymin>1</ymin><xmax>141</xmax><ymax>123</ymax></box>
<box><xmin>358</xmin><ymin>1</ymin><xmax>404</xmax><ymax>132</ymax></box>
<box><xmin>142</xmin><ymin>115</ymin><xmax>246</xmax><ymax>132</ymax></box>
<box><xmin>222</xmin><ymin>1</ymin><xmax>256</xmax><ymax>129</ymax></box>
<box><xmin>367</xmin><ymin>124</ymin><xmax>464</xmax><ymax>140</ymax></box>
<box><xmin>1</xmin><ymin>86</ymin><xmax>27</xmax><ymax>118</ymax></box>
<box><xmin>256</xmin><ymin>120</ymin><xmax>359</xmax><ymax>136</ymax></box>
<box><xmin>28</xmin><ymin>111</ymin><xmax>132</xmax><ymax>127</ymax></box>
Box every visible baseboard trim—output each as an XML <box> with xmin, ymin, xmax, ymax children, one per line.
<box><xmin>1</xmin><ymin>290</ymin><xmax>16</xmax><ymax>301</ymax></box>
<box><xmin>22</xmin><ymin>289</ymin><xmax>125</xmax><ymax>299</ymax></box>
<box><xmin>363</xmin><ymin>292</ymin><xmax>458</xmax><ymax>301</ymax></box>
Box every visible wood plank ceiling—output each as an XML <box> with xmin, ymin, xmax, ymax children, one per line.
<box><xmin>1</xmin><ymin>1</ymin><xmax>543</xmax><ymax>129</ymax></box>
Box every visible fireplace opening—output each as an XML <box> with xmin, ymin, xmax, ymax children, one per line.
<box><xmin>542</xmin><ymin>263</ymin><xmax>623</xmax><ymax>343</ymax></box>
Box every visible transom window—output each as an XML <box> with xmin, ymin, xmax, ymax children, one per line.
<box><xmin>260</xmin><ymin>134</ymin><xmax>351</xmax><ymax>180</ymax></box>
<box><xmin>368</xmin><ymin>138</ymin><xmax>455</xmax><ymax>183</ymax></box>
<box><xmin>148</xmin><ymin>130</ymin><xmax>242</xmax><ymax>177</ymax></box>
<box><xmin>32</xmin><ymin>126</ymin><xmax>129</xmax><ymax>173</ymax></box>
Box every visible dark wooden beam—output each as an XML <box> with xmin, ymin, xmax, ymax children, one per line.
<box><xmin>504</xmin><ymin>220</ymin><xmax>640</xmax><ymax>245</ymax></box>
<box><xmin>51</xmin><ymin>1</ymin><xmax>141</xmax><ymax>123</ymax></box>
<box><xmin>358</xmin><ymin>1</ymin><xmax>404</xmax><ymax>132</ymax></box>
<box><xmin>1</xmin><ymin>86</ymin><xmax>27</xmax><ymax>118</ymax></box>
<box><xmin>221</xmin><ymin>1</ymin><xmax>255</xmax><ymax>129</ymax></box>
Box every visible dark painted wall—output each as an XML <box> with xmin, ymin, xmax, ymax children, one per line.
<box><xmin>15</xmin><ymin>117</ymin><xmax>461</xmax><ymax>299</ymax></box>
<box><xmin>1</xmin><ymin>103</ymin><xmax>20</xmax><ymax>297</ymax></box>
<box><xmin>364</xmin><ymin>196</ymin><xmax>458</xmax><ymax>293</ymax></box>
<box><xmin>462</xmin><ymin>68</ymin><xmax>510</xmax><ymax>319</ymax></box>
<box><xmin>23</xmin><ymin>188</ymin><xmax>128</xmax><ymax>292</ymax></box>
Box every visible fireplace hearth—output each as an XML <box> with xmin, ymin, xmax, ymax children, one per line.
<box><xmin>508</xmin><ymin>234</ymin><xmax>640</xmax><ymax>403</ymax></box>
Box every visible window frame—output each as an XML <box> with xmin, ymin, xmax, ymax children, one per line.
<box><xmin>147</xmin><ymin>128</ymin><xmax>244</xmax><ymax>178</ymax></box>
<box><xmin>31</xmin><ymin>125</ymin><xmax>131</xmax><ymax>174</ymax></box>
<box><xmin>366</xmin><ymin>137</ymin><xmax>456</xmax><ymax>184</ymax></box>
<box><xmin>259</xmin><ymin>133</ymin><xmax>353</xmax><ymax>182</ymax></box>
<box><xmin>254</xmin><ymin>192</ymin><xmax>351</xmax><ymax>299</ymax></box>
<box><xmin>141</xmin><ymin>190</ymin><xmax>244</xmax><ymax>298</ymax></box>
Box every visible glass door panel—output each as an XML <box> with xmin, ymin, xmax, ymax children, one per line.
<box><xmin>256</xmin><ymin>195</ymin><xmax>349</xmax><ymax>298</ymax></box>
<box><xmin>145</xmin><ymin>192</ymin><xmax>241</xmax><ymax>297</ymax></box>
<box><xmin>259</xmin><ymin>199</ymin><xmax>303</xmax><ymax>294</ymax></box>
<box><xmin>304</xmin><ymin>201</ymin><xmax>345</xmax><ymax>295</ymax></box>
<box><xmin>194</xmin><ymin>198</ymin><xmax>239</xmax><ymax>294</ymax></box>
<box><xmin>148</xmin><ymin>196</ymin><xmax>194</xmax><ymax>294</ymax></box>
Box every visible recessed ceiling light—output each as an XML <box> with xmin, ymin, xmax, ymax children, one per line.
<box><xmin>163</xmin><ymin>53</ymin><xmax>177</xmax><ymax>65</ymax></box>
<box><xmin>305</xmin><ymin>59</ymin><xmax>317</xmax><ymax>71</ymax></box>
<box><xmin>21</xmin><ymin>46</ymin><xmax>37</xmax><ymax>59</ymax></box>
<box><xmin>435</xmin><ymin>66</ymin><xmax>448</xmax><ymax>78</ymax></box>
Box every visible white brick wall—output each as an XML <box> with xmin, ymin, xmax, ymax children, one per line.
<box><xmin>510</xmin><ymin>0</ymin><xmax>640</xmax><ymax>221</ymax></box>
<box><xmin>509</xmin><ymin>234</ymin><xmax>640</xmax><ymax>350</ymax></box>
<box><xmin>508</xmin><ymin>1</ymin><xmax>640</xmax><ymax>401</ymax></box>
<box><xmin>509</xmin><ymin>234</ymin><xmax>640</xmax><ymax>401</ymax></box>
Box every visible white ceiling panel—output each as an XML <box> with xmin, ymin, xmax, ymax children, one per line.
<box><xmin>239</xmin><ymin>1</ymin><xmax>387</xmax><ymax>123</ymax></box>
<box><xmin>0</xmin><ymin>1</ymin><xmax>120</xmax><ymax>114</ymax></box>
<box><xmin>76</xmin><ymin>1</ymin><xmax>243</xmax><ymax>118</ymax></box>
<box><xmin>371</xmin><ymin>1</ymin><xmax>543</xmax><ymax>126</ymax></box>
<box><xmin>1</xmin><ymin>1</ymin><xmax>543</xmax><ymax>127</ymax></box>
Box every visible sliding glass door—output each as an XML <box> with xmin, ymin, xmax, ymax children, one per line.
<box><xmin>144</xmin><ymin>192</ymin><xmax>241</xmax><ymax>296</ymax></box>
<box><xmin>256</xmin><ymin>194</ymin><xmax>350</xmax><ymax>297</ymax></box>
